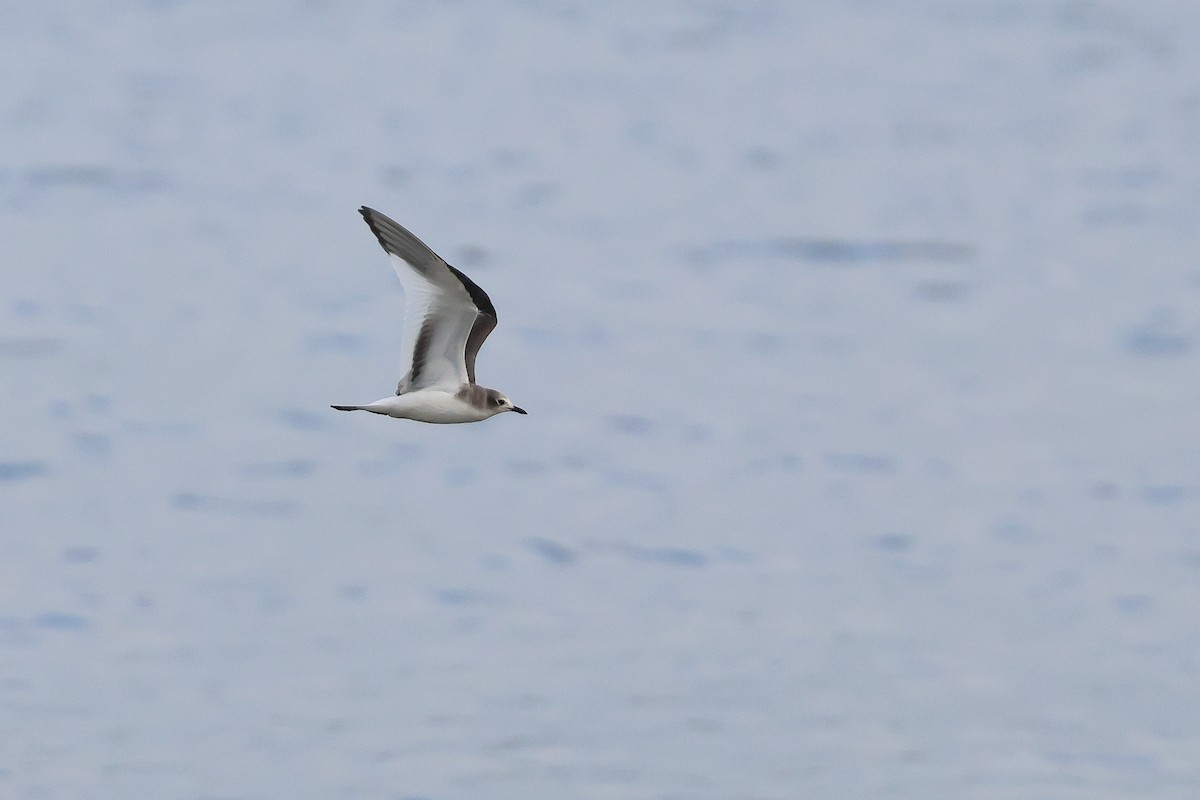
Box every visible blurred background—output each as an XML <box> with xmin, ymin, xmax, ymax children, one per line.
<box><xmin>2</xmin><ymin>1</ymin><xmax>1199</xmax><ymax>798</ymax></box>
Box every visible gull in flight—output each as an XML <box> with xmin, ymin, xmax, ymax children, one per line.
<box><xmin>331</xmin><ymin>206</ymin><xmax>527</xmax><ymax>423</ymax></box>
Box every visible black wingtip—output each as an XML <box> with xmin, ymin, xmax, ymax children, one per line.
<box><xmin>358</xmin><ymin>206</ymin><xmax>389</xmax><ymax>252</ymax></box>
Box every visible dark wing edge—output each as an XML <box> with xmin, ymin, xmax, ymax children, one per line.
<box><xmin>462</xmin><ymin>314</ymin><xmax>497</xmax><ymax>384</ymax></box>
<box><xmin>445</xmin><ymin>264</ymin><xmax>497</xmax><ymax>317</ymax></box>
<box><xmin>399</xmin><ymin>316</ymin><xmax>438</xmax><ymax>393</ymax></box>
<box><xmin>446</xmin><ymin>265</ymin><xmax>498</xmax><ymax>384</ymax></box>
<box><xmin>359</xmin><ymin>206</ymin><xmax>446</xmax><ymax>274</ymax></box>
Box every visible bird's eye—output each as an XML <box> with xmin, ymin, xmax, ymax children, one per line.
<box><xmin>493</xmin><ymin>397</ymin><xmax>503</xmax><ymax>405</ymax></box>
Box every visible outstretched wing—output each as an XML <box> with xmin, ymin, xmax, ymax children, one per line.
<box><xmin>358</xmin><ymin>207</ymin><xmax>499</xmax><ymax>392</ymax></box>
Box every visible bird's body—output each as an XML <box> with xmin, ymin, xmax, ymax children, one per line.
<box><xmin>331</xmin><ymin>207</ymin><xmax>526</xmax><ymax>424</ymax></box>
<box><xmin>331</xmin><ymin>385</ymin><xmax>511</xmax><ymax>424</ymax></box>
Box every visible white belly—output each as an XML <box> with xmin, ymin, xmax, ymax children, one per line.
<box><xmin>365</xmin><ymin>390</ymin><xmax>492</xmax><ymax>424</ymax></box>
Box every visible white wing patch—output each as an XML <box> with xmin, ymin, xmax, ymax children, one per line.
<box><xmin>390</xmin><ymin>253</ymin><xmax>479</xmax><ymax>392</ymax></box>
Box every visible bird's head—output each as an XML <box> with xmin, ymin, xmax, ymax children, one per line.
<box><xmin>486</xmin><ymin>390</ymin><xmax>527</xmax><ymax>416</ymax></box>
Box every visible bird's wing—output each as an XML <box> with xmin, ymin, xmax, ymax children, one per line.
<box><xmin>358</xmin><ymin>206</ymin><xmax>499</xmax><ymax>393</ymax></box>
